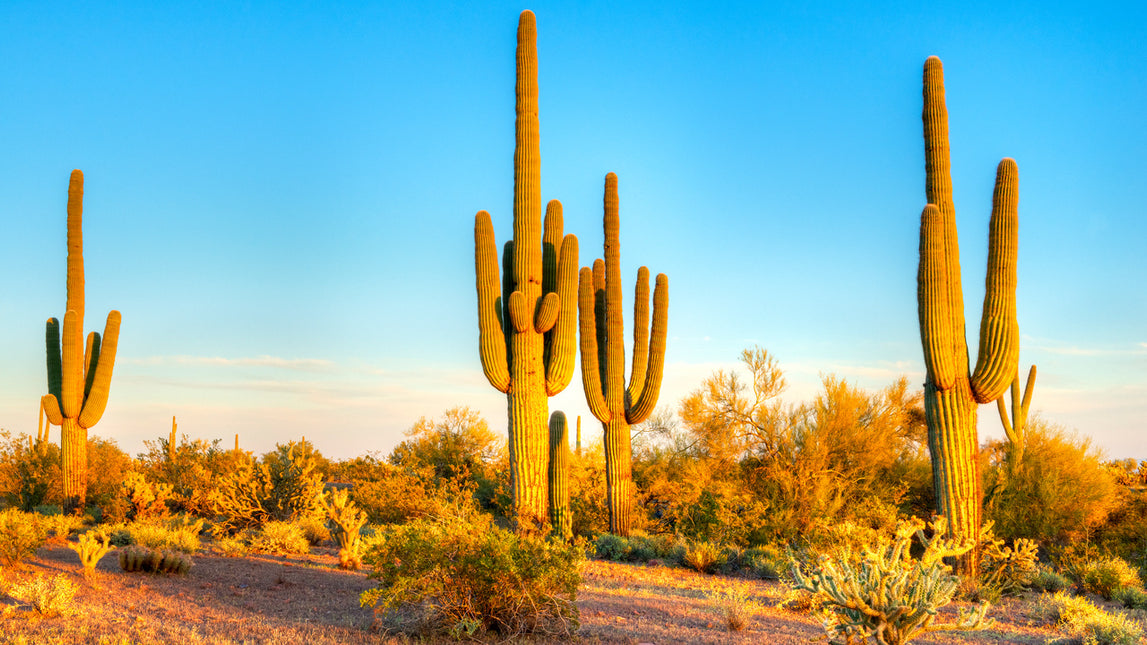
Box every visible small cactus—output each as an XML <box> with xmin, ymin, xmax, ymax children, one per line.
<box><xmin>118</xmin><ymin>545</ymin><xmax>191</xmax><ymax>575</ymax></box>
<box><xmin>69</xmin><ymin>530</ymin><xmax>112</xmax><ymax>577</ymax></box>
<box><xmin>321</xmin><ymin>487</ymin><xmax>368</xmax><ymax>570</ymax></box>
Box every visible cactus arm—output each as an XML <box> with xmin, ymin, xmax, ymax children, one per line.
<box><xmin>83</xmin><ymin>331</ymin><xmax>101</xmax><ymax>401</ymax></box>
<box><xmin>592</xmin><ymin>258</ymin><xmax>608</xmax><ymax>388</ymax></box>
<box><xmin>60</xmin><ymin>309</ymin><xmax>84</xmax><ymax>417</ymax></box>
<box><xmin>545</xmin><ymin>234</ymin><xmax>578</xmax><ymax>395</ymax></box>
<box><xmin>508</xmin><ymin>291</ymin><xmax>530</xmax><ymax>332</ymax></box>
<box><xmin>627</xmin><ymin>273</ymin><xmax>668</xmax><ymax>424</ymax></box>
<box><xmin>78</xmin><ymin>310</ymin><xmax>121</xmax><ymax>429</ymax></box>
<box><xmin>996</xmin><ymin>390</ymin><xmax>1016</xmax><ymax>444</ymax></box>
<box><xmin>1018</xmin><ymin>365</ymin><xmax>1036</xmax><ymax>426</ymax></box>
<box><xmin>45</xmin><ymin>318</ymin><xmax>62</xmax><ymax>401</ymax></box>
<box><xmin>512</xmin><ymin>10</ymin><xmax>541</xmax><ymax>300</ymax></box>
<box><xmin>41</xmin><ymin>394</ymin><xmax>63</xmax><ymax>426</ymax></box>
<box><xmin>922</xmin><ymin>56</ymin><xmax>967</xmax><ymax>354</ymax></box>
<box><xmin>918</xmin><ymin>205</ymin><xmax>957</xmax><ymax>390</ymax></box>
<box><xmin>475</xmin><ymin>211</ymin><xmax>510</xmax><ymax>393</ymax></box>
<box><xmin>578</xmin><ymin>267</ymin><xmax>611</xmax><ymax>422</ymax></box>
<box><xmin>970</xmin><ymin>159</ymin><xmax>1019</xmax><ymax>403</ymax></box>
<box><xmin>534</xmin><ymin>292</ymin><xmax>559</xmax><ymax>332</ymax></box>
<box><xmin>602</xmin><ymin>173</ymin><xmax>626</xmax><ymax>414</ymax></box>
<box><xmin>502</xmin><ymin>240</ymin><xmax>515</xmax><ymax>365</ymax></box>
<box><xmin>626</xmin><ymin>266</ymin><xmax>650</xmax><ymax>405</ymax></box>
<box><xmin>541</xmin><ymin>200</ymin><xmax>563</xmax><ymax>295</ymax></box>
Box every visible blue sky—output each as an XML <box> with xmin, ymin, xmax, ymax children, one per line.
<box><xmin>0</xmin><ymin>1</ymin><xmax>1143</xmax><ymax>459</ymax></box>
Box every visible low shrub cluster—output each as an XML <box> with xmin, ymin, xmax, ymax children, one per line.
<box><xmin>0</xmin><ymin>508</ymin><xmax>46</xmax><ymax>567</ymax></box>
<box><xmin>361</xmin><ymin>509</ymin><xmax>582</xmax><ymax>638</ymax></box>
<box><xmin>1039</xmin><ymin>590</ymin><xmax>1145</xmax><ymax>645</ymax></box>
<box><xmin>7</xmin><ymin>572</ymin><xmax>79</xmax><ymax>617</ymax></box>
<box><xmin>247</xmin><ymin>520</ymin><xmax>311</xmax><ymax>555</ymax></box>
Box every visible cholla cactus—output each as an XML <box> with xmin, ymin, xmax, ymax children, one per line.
<box><xmin>69</xmin><ymin>529</ymin><xmax>112</xmax><ymax>578</ymax></box>
<box><xmin>322</xmin><ymin>487</ymin><xmax>368</xmax><ymax>570</ymax></box>
<box><xmin>789</xmin><ymin>517</ymin><xmax>991</xmax><ymax>645</ymax></box>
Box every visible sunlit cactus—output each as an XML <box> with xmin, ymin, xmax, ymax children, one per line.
<box><xmin>474</xmin><ymin>10</ymin><xmax>579</xmax><ymax>534</ymax></box>
<box><xmin>322</xmin><ymin>487</ymin><xmax>368</xmax><ymax>570</ymax></box>
<box><xmin>578</xmin><ymin>172</ymin><xmax>668</xmax><ymax>536</ymax></box>
<box><xmin>997</xmin><ymin>365</ymin><xmax>1036</xmax><ymax>472</ymax></box>
<box><xmin>918</xmin><ymin>56</ymin><xmax>1020</xmax><ymax>574</ymax></box>
<box><xmin>168</xmin><ymin>416</ymin><xmax>178</xmax><ymax>462</ymax></box>
<box><xmin>548</xmin><ymin>411</ymin><xmax>572</xmax><ymax>540</ymax></box>
<box><xmin>41</xmin><ymin>170</ymin><xmax>123</xmax><ymax>513</ymax></box>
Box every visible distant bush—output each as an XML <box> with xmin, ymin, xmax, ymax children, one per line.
<box><xmin>120</xmin><ymin>516</ymin><xmax>203</xmax><ymax>554</ymax></box>
<box><xmin>1114</xmin><ymin>587</ymin><xmax>1147</xmax><ymax>611</ymax></box>
<box><xmin>296</xmin><ymin>514</ymin><xmax>329</xmax><ymax>546</ymax></box>
<box><xmin>706</xmin><ymin>581</ymin><xmax>762</xmax><ymax>632</ymax></box>
<box><xmin>1079</xmin><ymin>557</ymin><xmax>1143</xmax><ymax>600</ymax></box>
<box><xmin>212</xmin><ymin>535</ymin><xmax>249</xmax><ymax>558</ymax></box>
<box><xmin>1039</xmin><ymin>590</ymin><xmax>1145</xmax><ymax>645</ymax></box>
<box><xmin>742</xmin><ymin>545</ymin><xmax>787</xmax><ymax>580</ymax></box>
<box><xmin>985</xmin><ymin>420</ymin><xmax>1118</xmax><ymax>544</ymax></box>
<box><xmin>211</xmin><ymin>441</ymin><xmax>324</xmax><ymax>534</ymax></box>
<box><xmin>40</xmin><ymin>513</ymin><xmax>85</xmax><ymax>543</ymax></box>
<box><xmin>0</xmin><ymin>509</ymin><xmax>47</xmax><ymax>567</ymax></box>
<box><xmin>248</xmin><ymin>520</ymin><xmax>310</xmax><ymax>555</ymax></box>
<box><xmin>683</xmin><ymin>540</ymin><xmax>723</xmax><ymax>574</ymax></box>
<box><xmin>1030</xmin><ymin>566</ymin><xmax>1071</xmax><ymax>593</ymax></box>
<box><xmin>361</xmin><ymin>510</ymin><xmax>582</xmax><ymax>638</ymax></box>
<box><xmin>120</xmin><ymin>471</ymin><xmax>172</xmax><ymax>521</ymax></box>
<box><xmin>8</xmin><ymin>572</ymin><xmax>78</xmax><ymax>617</ymax></box>
<box><xmin>594</xmin><ymin>533</ymin><xmax>629</xmax><ymax>562</ymax></box>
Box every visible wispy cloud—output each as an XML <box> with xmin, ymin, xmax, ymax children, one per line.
<box><xmin>125</xmin><ymin>355</ymin><xmax>335</xmax><ymax>371</ymax></box>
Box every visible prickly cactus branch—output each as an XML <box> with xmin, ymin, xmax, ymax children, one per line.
<box><xmin>473</xmin><ymin>10</ymin><xmax>579</xmax><ymax>534</ymax></box>
<box><xmin>41</xmin><ymin>170</ymin><xmax>122</xmax><ymax>513</ymax></box>
<box><xmin>578</xmin><ymin>172</ymin><xmax>668</xmax><ymax>536</ymax></box>
<box><xmin>997</xmin><ymin>365</ymin><xmax>1036</xmax><ymax>472</ymax></box>
<box><xmin>918</xmin><ymin>56</ymin><xmax>1019</xmax><ymax>574</ymax></box>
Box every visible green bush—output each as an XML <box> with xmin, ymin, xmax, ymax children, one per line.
<box><xmin>361</xmin><ymin>511</ymin><xmax>582</xmax><ymax>638</ymax></box>
<box><xmin>1114</xmin><ymin>586</ymin><xmax>1147</xmax><ymax>611</ymax></box>
<box><xmin>594</xmin><ymin>533</ymin><xmax>629</xmax><ymax>562</ymax></box>
<box><xmin>743</xmin><ymin>545</ymin><xmax>787</xmax><ymax>580</ymax></box>
<box><xmin>248</xmin><ymin>520</ymin><xmax>310</xmax><ymax>555</ymax></box>
<box><xmin>1079</xmin><ymin>556</ymin><xmax>1143</xmax><ymax>600</ymax></box>
<box><xmin>210</xmin><ymin>441</ymin><xmax>324</xmax><ymax>534</ymax></box>
<box><xmin>119</xmin><ymin>516</ymin><xmax>203</xmax><ymax>553</ymax></box>
<box><xmin>1030</xmin><ymin>566</ymin><xmax>1071</xmax><ymax>593</ymax></box>
<box><xmin>0</xmin><ymin>509</ymin><xmax>47</xmax><ymax>567</ymax></box>
<box><xmin>789</xmin><ymin>517</ymin><xmax>989</xmax><ymax>645</ymax></box>
<box><xmin>1039</xmin><ymin>590</ymin><xmax>1145</xmax><ymax>645</ymax></box>
<box><xmin>8</xmin><ymin>572</ymin><xmax>78</xmax><ymax>616</ymax></box>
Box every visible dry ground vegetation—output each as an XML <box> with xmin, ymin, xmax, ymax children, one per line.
<box><xmin>0</xmin><ymin>540</ymin><xmax>1104</xmax><ymax>645</ymax></box>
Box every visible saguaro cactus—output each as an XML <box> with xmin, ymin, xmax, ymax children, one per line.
<box><xmin>168</xmin><ymin>416</ymin><xmax>178</xmax><ymax>462</ymax></box>
<box><xmin>579</xmin><ymin>172</ymin><xmax>668</xmax><ymax>536</ymax></box>
<box><xmin>548</xmin><ymin>411</ymin><xmax>572</xmax><ymax>540</ymax></box>
<box><xmin>997</xmin><ymin>365</ymin><xmax>1036</xmax><ymax>472</ymax></box>
<box><xmin>474</xmin><ymin>10</ymin><xmax>579</xmax><ymax>533</ymax></box>
<box><xmin>918</xmin><ymin>56</ymin><xmax>1019</xmax><ymax>572</ymax></box>
<box><xmin>42</xmin><ymin>170</ymin><xmax>122</xmax><ymax>513</ymax></box>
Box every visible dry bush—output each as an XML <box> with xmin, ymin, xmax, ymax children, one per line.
<box><xmin>0</xmin><ymin>509</ymin><xmax>46</xmax><ymax>567</ymax></box>
<box><xmin>706</xmin><ymin>582</ymin><xmax>762</xmax><ymax>631</ymax></box>
<box><xmin>1039</xmin><ymin>591</ymin><xmax>1145</xmax><ymax>645</ymax></box>
<box><xmin>248</xmin><ymin>520</ymin><xmax>310</xmax><ymax>555</ymax></box>
<box><xmin>7</xmin><ymin>572</ymin><xmax>79</xmax><ymax>617</ymax></box>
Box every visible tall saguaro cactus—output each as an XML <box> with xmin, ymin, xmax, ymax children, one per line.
<box><xmin>474</xmin><ymin>10</ymin><xmax>579</xmax><ymax>534</ymax></box>
<box><xmin>918</xmin><ymin>56</ymin><xmax>1019</xmax><ymax>572</ymax></box>
<box><xmin>42</xmin><ymin>170</ymin><xmax>123</xmax><ymax>513</ymax></box>
<box><xmin>548</xmin><ymin>411</ymin><xmax>572</xmax><ymax>541</ymax></box>
<box><xmin>579</xmin><ymin>172</ymin><xmax>668</xmax><ymax>536</ymax></box>
<box><xmin>997</xmin><ymin>365</ymin><xmax>1036</xmax><ymax>472</ymax></box>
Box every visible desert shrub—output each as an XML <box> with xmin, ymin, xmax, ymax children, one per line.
<box><xmin>1039</xmin><ymin>591</ymin><xmax>1145</xmax><ymax>645</ymax></box>
<box><xmin>211</xmin><ymin>441</ymin><xmax>324</xmax><ymax>534</ymax></box>
<box><xmin>70</xmin><ymin>530</ymin><xmax>113</xmax><ymax>577</ymax></box>
<box><xmin>683</xmin><ymin>540</ymin><xmax>723</xmax><ymax>574</ymax></box>
<box><xmin>1114</xmin><ymin>587</ymin><xmax>1147</xmax><ymax>611</ymax></box>
<box><xmin>1079</xmin><ymin>557</ymin><xmax>1143</xmax><ymax>600</ymax></box>
<box><xmin>8</xmin><ymin>572</ymin><xmax>79</xmax><ymax>616</ymax></box>
<box><xmin>248</xmin><ymin>520</ymin><xmax>310</xmax><ymax>555</ymax></box>
<box><xmin>212</xmin><ymin>535</ymin><xmax>249</xmax><ymax>558</ymax></box>
<box><xmin>594</xmin><ymin>533</ymin><xmax>629</xmax><ymax>561</ymax></box>
<box><xmin>1031</xmin><ymin>566</ymin><xmax>1071</xmax><ymax>593</ymax></box>
<box><xmin>789</xmin><ymin>517</ymin><xmax>990</xmax><ymax>645</ymax></box>
<box><xmin>120</xmin><ymin>471</ymin><xmax>172</xmax><ymax>521</ymax></box>
<box><xmin>706</xmin><ymin>581</ymin><xmax>762</xmax><ymax>631</ymax></box>
<box><xmin>743</xmin><ymin>545</ymin><xmax>787</xmax><ymax>579</ymax></box>
<box><xmin>361</xmin><ymin>510</ymin><xmax>582</xmax><ymax>638</ymax></box>
<box><xmin>985</xmin><ymin>420</ymin><xmax>1118</xmax><ymax>544</ymax></box>
<box><xmin>41</xmin><ymin>512</ymin><xmax>85</xmax><ymax>542</ymax></box>
<box><xmin>980</xmin><ymin>535</ymin><xmax>1040</xmax><ymax>596</ymax></box>
<box><xmin>122</xmin><ymin>516</ymin><xmax>203</xmax><ymax>553</ymax></box>
<box><xmin>718</xmin><ymin>545</ymin><xmax>744</xmax><ymax>574</ymax></box>
<box><xmin>296</xmin><ymin>514</ymin><xmax>330</xmax><ymax>546</ymax></box>
<box><xmin>625</xmin><ymin>533</ymin><xmax>659</xmax><ymax>562</ymax></box>
<box><xmin>118</xmin><ymin>545</ymin><xmax>192</xmax><ymax>575</ymax></box>
<box><xmin>0</xmin><ymin>508</ymin><xmax>47</xmax><ymax>567</ymax></box>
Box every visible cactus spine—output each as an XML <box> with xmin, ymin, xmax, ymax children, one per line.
<box><xmin>548</xmin><ymin>411</ymin><xmax>572</xmax><ymax>540</ymax></box>
<box><xmin>41</xmin><ymin>170</ymin><xmax>122</xmax><ymax>513</ymax></box>
<box><xmin>578</xmin><ymin>172</ymin><xmax>668</xmax><ymax>537</ymax></box>
<box><xmin>997</xmin><ymin>365</ymin><xmax>1036</xmax><ymax>471</ymax></box>
<box><xmin>474</xmin><ymin>10</ymin><xmax>579</xmax><ymax>533</ymax></box>
<box><xmin>918</xmin><ymin>57</ymin><xmax>1019</xmax><ymax>573</ymax></box>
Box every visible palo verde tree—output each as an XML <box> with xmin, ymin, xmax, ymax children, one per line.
<box><xmin>578</xmin><ymin>172</ymin><xmax>668</xmax><ymax>536</ymax></box>
<box><xmin>917</xmin><ymin>56</ymin><xmax>1019</xmax><ymax>573</ymax></box>
<box><xmin>473</xmin><ymin>10</ymin><xmax>579</xmax><ymax>533</ymax></box>
<box><xmin>41</xmin><ymin>170</ymin><xmax>123</xmax><ymax>513</ymax></box>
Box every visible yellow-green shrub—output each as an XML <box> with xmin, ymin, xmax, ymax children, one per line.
<box><xmin>1079</xmin><ymin>556</ymin><xmax>1143</xmax><ymax>600</ymax></box>
<box><xmin>248</xmin><ymin>520</ymin><xmax>310</xmax><ymax>555</ymax></box>
<box><xmin>8</xmin><ymin>572</ymin><xmax>78</xmax><ymax>616</ymax></box>
<box><xmin>0</xmin><ymin>509</ymin><xmax>46</xmax><ymax>567</ymax></box>
<box><xmin>1039</xmin><ymin>590</ymin><xmax>1145</xmax><ymax>645</ymax></box>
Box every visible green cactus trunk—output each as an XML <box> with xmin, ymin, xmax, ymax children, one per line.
<box><xmin>578</xmin><ymin>172</ymin><xmax>668</xmax><ymax>537</ymax></box>
<box><xmin>918</xmin><ymin>57</ymin><xmax>1020</xmax><ymax>575</ymax></box>
<box><xmin>997</xmin><ymin>365</ymin><xmax>1036</xmax><ymax>474</ymax></box>
<box><xmin>548</xmin><ymin>411</ymin><xmax>572</xmax><ymax>540</ymax></box>
<box><xmin>42</xmin><ymin>170</ymin><xmax>122</xmax><ymax>514</ymax></box>
<box><xmin>474</xmin><ymin>11</ymin><xmax>579</xmax><ymax>535</ymax></box>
